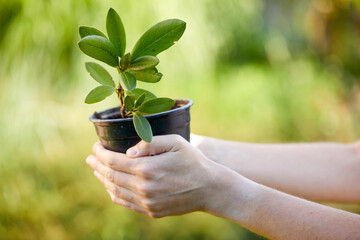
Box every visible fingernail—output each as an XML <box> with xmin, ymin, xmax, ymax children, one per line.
<box><xmin>86</xmin><ymin>156</ymin><xmax>94</xmax><ymax>165</ymax></box>
<box><xmin>126</xmin><ymin>146</ymin><xmax>137</xmax><ymax>157</ymax></box>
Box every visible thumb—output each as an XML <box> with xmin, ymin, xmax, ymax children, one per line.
<box><xmin>126</xmin><ymin>135</ymin><xmax>183</xmax><ymax>158</ymax></box>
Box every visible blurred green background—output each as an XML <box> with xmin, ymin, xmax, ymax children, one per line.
<box><xmin>1</xmin><ymin>0</ymin><xmax>360</xmax><ymax>239</ymax></box>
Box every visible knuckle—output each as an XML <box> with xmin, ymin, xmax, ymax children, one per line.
<box><xmin>136</xmin><ymin>183</ymin><xmax>148</xmax><ymax>196</ymax></box>
<box><xmin>137</xmin><ymin>140</ymin><xmax>150</xmax><ymax>151</ymax></box>
<box><xmin>126</xmin><ymin>193</ymin><xmax>135</xmax><ymax>203</ymax></box>
<box><xmin>136</xmin><ymin>164</ymin><xmax>155</xmax><ymax>180</ymax></box>
<box><xmin>171</xmin><ymin>134</ymin><xmax>185</xmax><ymax>146</ymax></box>
<box><xmin>142</xmin><ymin>198</ymin><xmax>156</xmax><ymax>210</ymax></box>
<box><xmin>148</xmin><ymin>211</ymin><xmax>162</xmax><ymax>219</ymax></box>
<box><xmin>127</xmin><ymin>204</ymin><xmax>135</xmax><ymax>211</ymax></box>
<box><xmin>105</xmin><ymin>156</ymin><xmax>117</xmax><ymax>168</ymax></box>
<box><xmin>135</xmin><ymin>164</ymin><xmax>146</xmax><ymax>176</ymax></box>
<box><xmin>121</xmin><ymin>200</ymin><xmax>131</xmax><ymax>209</ymax></box>
<box><xmin>105</xmin><ymin>170</ymin><xmax>115</xmax><ymax>182</ymax></box>
<box><xmin>145</xmin><ymin>144</ymin><xmax>158</xmax><ymax>156</ymax></box>
<box><xmin>136</xmin><ymin>182</ymin><xmax>154</xmax><ymax>198</ymax></box>
<box><xmin>172</xmin><ymin>134</ymin><xmax>183</xmax><ymax>142</ymax></box>
<box><xmin>142</xmin><ymin>198</ymin><xmax>154</xmax><ymax>210</ymax></box>
<box><xmin>113</xmin><ymin>186</ymin><xmax>121</xmax><ymax>197</ymax></box>
<box><xmin>131</xmin><ymin>158</ymin><xmax>141</xmax><ymax>170</ymax></box>
<box><xmin>142</xmin><ymin>143</ymin><xmax>152</xmax><ymax>153</ymax></box>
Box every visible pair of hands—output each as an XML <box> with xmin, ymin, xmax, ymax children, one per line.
<box><xmin>87</xmin><ymin>135</ymin><xmax>360</xmax><ymax>239</ymax></box>
<box><xmin>86</xmin><ymin>135</ymin><xmax>229</xmax><ymax>218</ymax></box>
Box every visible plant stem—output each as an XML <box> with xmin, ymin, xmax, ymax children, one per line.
<box><xmin>116</xmin><ymin>84</ymin><xmax>125</xmax><ymax>118</ymax></box>
<box><xmin>116</xmin><ymin>66</ymin><xmax>126</xmax><ymax>118</ymax></box>
<box><xmin>125</xmin><ymin>111</ymin><xmax>133</xmax><ymax>117</ymax></box>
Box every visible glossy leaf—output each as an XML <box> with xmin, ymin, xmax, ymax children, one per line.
<box><xmin>85</xmin><ymin>62</ymin><xmax>115</xmax><ymax>87</ymax></box>
<box><xmin>120</xmin><ymin>72</ymin><xmax>136</xmax><ymax>91</ymax></box>
<box><xmin>106</xmin><ymin>8</ymin><xmax>126</xmax><ymax>57</ymax></box>
<box><xmin>120</xmin><ymin>52</ymin><xmax>131</xmax><ymax>70</ymax></box>
<box><xmin>124</xmin><ymin>95</ymin><xmax>134</xmax><ymax>110</ymax></box>
<box><xmin>133</xmin><ymin>112</ymin><xmax>153</xmax><ymax>143</ymax></box>
<box><xmin>130</xmin><ymin>68</ymin><xmax>162</xmax><ymax>83</ymax></box>
<box><xmin>131</xmin><ymin>19</ymin><xmax>186</xmax><ymax>60</ymax></box>
<box><xmin>138</xmin><ymin>97</ymin><xmax>175</xmax><ymax>114</ymax></box>
<box><xmin>134</xmin><ymin>93</ymin><xmax>146</xmax><ymax>108</ymax></box>
<box><xmin>128</xmin><ymin>94</ymin><xmax>137</xmax><ymax>103</ymax></box>
<box><xmin>129</xmin><ymin>56</ymin><xmax>159</xmax><ymax>71</ymax></box>
<box><xmin>126</xmin><ymin>88</ymin><xmax>156</xmax><ymax>101</ymax></box>
<box><xmin>78</xmin><ymin>36</ymin><xmax>119</xmax><ymax>67</ymax></box>
<box><xmin>79</xmin><ymin>26</ymin><xmax>107</xmax><ymax>39</ymax></box>
<box><xmin>85</xmin><ymin>85</ymin><xmax>115</xmax><ymax>104</ymax></box>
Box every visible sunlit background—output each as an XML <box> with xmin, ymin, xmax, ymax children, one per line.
<box><xmin>1</xmin><ymin>0</ymin><xmax>360</xmax><ymax>239</ymax></box>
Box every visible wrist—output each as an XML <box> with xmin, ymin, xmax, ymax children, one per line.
<box><xmin>192</xmin><ymin>135</ymin><xmax>221</xmax><ymax>163</ymax></box>
<box><xmin>201</xmin><ymin>160</ymin><xmax>259</xmax><ymax>225</ymax></box>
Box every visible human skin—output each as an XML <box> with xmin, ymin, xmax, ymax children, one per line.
<box><xmin>86</xmin><ymin>135</ymin><xmax>360</xmax><ymax>239</ymax></box>
<box><xmin>191</xmin><ymin>134</ymin><xmax>360</xmax><ymax>203</ymax></box>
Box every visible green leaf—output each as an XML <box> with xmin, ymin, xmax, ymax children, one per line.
<box><xmin>120</xmin><ymin>72</ymin><xmax>136</xmax><ymax>91</ymax></box>
<box><xmin>138</xmin><ymin>97</ymin><xmax>175</xmax><ymax>114</ymax></box>
<box><xmin>128</xmin><ymin>94</ymin><xmax>137</xmax><ymax>103</ymax></box>
<box><xmin>79</xmin><ymin>26</ymin><xmax>107</xmax><ymax>39</ymax></box>
<box><xmin>126</xmin><ymin>88</ymin><xmax>156</xmax><ymax>101</ymax></box>
<box><xmin>130</xmin><ymin>68</ymin><xmax>162</xmax><ymax>83</ymax></box>
<box><xmin>106</xmin><ymin>8</ymin><xmax>126</xmax><ymax>57</ymax></box>
<box><xmin>120</xmin><ymin>52</ymin><xmax>131</xmax><ymax>70</ymax></box>
<box><xmin>85</xmin><ymin>62</ymin><xmax>115</xmax><ymax>87</ymax></box>
<box><xmin>78</xmin><ymin>35</ymin><xmax>119</xmax><ymax>67</ymax></box>
<box><xmin>133</xmin><ymin>113</ymin><xmax>153</xmax><ymax>142</ymax></box>
<box><xmin>134</xmin><ymin>93</ymin><xmax>146</xmax><ymax>108</ymax></box>
<box><xmin>131</xmin><ymin>19</ymin><xmax>186</xmax><ymax>60</ymax></box>
<box><xmin>85</xmin><ymin>85</ymin><xmax>115</xmax><ymax>104</ymax></box>
<box><xmin>129</xmin><ymin>56</ymin><xmax>159</xmax><ymax>71</ymax></box>
<box><xmin>124</xmin><ymin>95</ymin><xmax>134</xmax><ymax>110</ymax></box>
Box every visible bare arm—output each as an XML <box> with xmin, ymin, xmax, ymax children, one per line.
<box><xmin>192</xmin><ymin>134</ymin><xmax>360</xmax><ymax>203</ymax></box>
<box><xmin>214</xmin><ymin>167</ymin><xmax>360</xmax><ymax>239</ymax></box>
<box><xmin>86</xmin><ymin>136</ymin><xmax>360</xmax><ymax>239</ymax></box>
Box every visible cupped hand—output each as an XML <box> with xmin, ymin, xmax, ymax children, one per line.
<box><xmin>86</xmin><ymin>135</ymin><xmax>226</xmax><ymax>218</ymax></box>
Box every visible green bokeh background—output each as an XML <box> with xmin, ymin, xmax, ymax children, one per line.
<box><xmin>1</xmin><ymin>0</ymin><xmax>359</xmax><ymax>239</ymax></box>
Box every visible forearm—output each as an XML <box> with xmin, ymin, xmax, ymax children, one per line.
<box><xmin>194</xmin><ymin>135</ymin><xmax>360</xmax><ymax>202</ymax></box>
<box><xmin>206</xmin><ymin>166</ymin><xmax>360</xmax><ymax>240</ymax></box>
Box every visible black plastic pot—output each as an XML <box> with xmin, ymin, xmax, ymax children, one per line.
<box><xmin>89</xmin><ymin>99</ymin><xmax>193</xmax><ymax>153</ymax></box>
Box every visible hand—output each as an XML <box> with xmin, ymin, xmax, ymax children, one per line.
<box><xmin>86</xmin><ymin>135</ymin><xmax>229</xmax><ymax>218</ymax></box>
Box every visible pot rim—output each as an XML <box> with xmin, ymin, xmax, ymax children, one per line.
<box><xmin>89</xmin><ymin>98</ymin><xmax>193</xmax><ymax>123</ymax></box>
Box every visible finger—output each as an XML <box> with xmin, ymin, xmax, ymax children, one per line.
<box><xmin>126</xmin><ymin>134</ymin><xmax>184</xmax><ymax>158</ymax></box>
<box><xmin>94</xmin><ymin>170</ymin><xmax>142</xmax><ymax>207</ymax></box>
<box><xmin>106</xmin><ymin>189</ymin><xmax>150</xmax><ymax>216</ymax></box>
<box><xmin>86</xmin><ymin>155</ymin><xmax>137</xmax><ymax>192</ymax></box>
<box><xmin>93</xmin><ymin>142</ymin><xmax>138</xmax><ymax>174</ymax></box>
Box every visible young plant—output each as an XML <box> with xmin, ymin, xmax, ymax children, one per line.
<box><xmin>78</xmin><ymin>8</ymin><xmax>186</xmax><ymax>142</ymax></box>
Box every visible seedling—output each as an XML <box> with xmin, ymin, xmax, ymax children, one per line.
<box><xmin>78</xmin><ymin>8</ymin><xmax>186</xmax><ymax>142</ymax></box>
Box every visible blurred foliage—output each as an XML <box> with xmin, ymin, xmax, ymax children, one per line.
<box><xmin>0</xmin><ymin>0</ymin><xmax>359</xmax><ymax>239</ymax></box>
